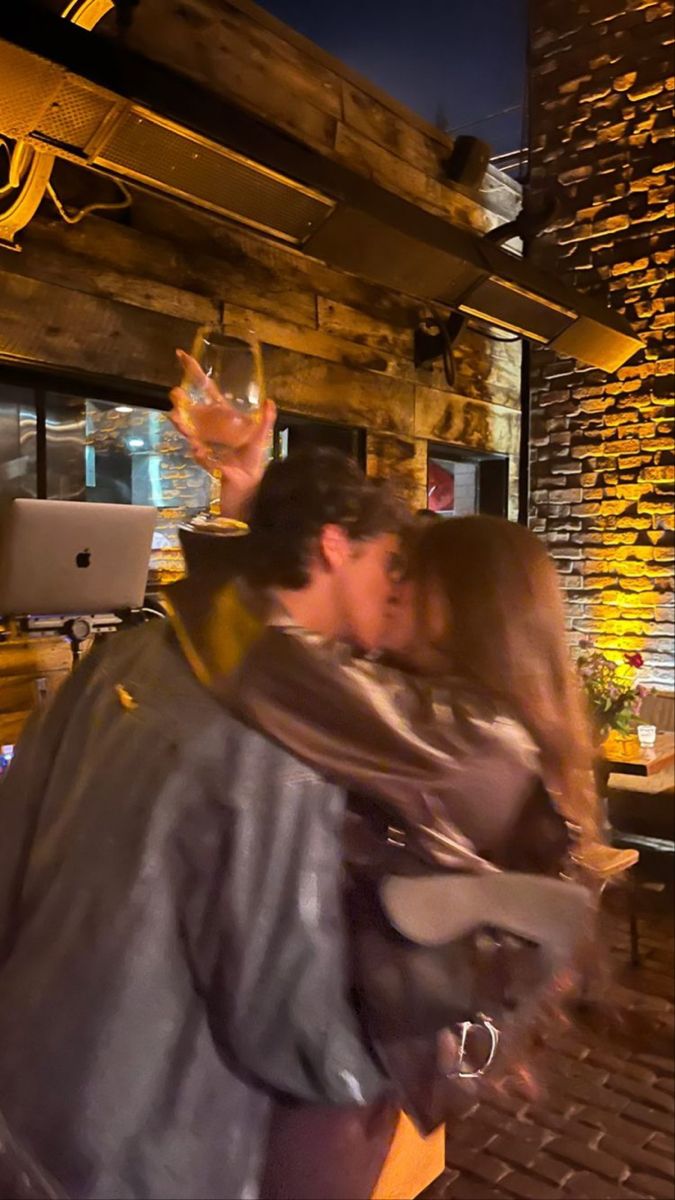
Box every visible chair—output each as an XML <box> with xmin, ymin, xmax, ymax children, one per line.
<box><xmin>640</xmin><ymin>690</ymin><xmax>675</xmax><ymax>733</ymax></box>
<box><xmin>574</xmin><ymin>841</ymin><xmax>641</xmax><ymax>977</ymax></box>
<box><xmin>605</xmin><ymin>691</ymin><xmax>674</xmax><ymax>965</ymax></box>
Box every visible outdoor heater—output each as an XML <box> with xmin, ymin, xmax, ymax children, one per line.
<box><xmin>0</xmin><ymin>3</ymin><xmax>643</xmax><ymax>374</ymax></box>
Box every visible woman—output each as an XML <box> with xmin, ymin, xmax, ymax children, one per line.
<box><xmin>223</xmin><ymin>513</ymin><xmax>637</xmax><ymax>1200</ymax></box>
<box><xmin>388</xmin><ymin>513</ymin><xmax>601</xmax><ymax>853</ymax></box>
<box><xmin>169</xmin><ymin>363</ymin><xmax>626</xmax><ymax>1198</ymax></box>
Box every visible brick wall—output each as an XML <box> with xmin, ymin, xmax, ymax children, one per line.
<box><xmin>528</xmin><ymin>0</ymin><xmax>675</xmax><ymax>687</ymax></box>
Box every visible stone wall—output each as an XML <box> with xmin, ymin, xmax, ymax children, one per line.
<box><xmin>0</xmin><ymin>0</ymin><xmax>523</xmax><ymax>514</ymax></box>
<box><xmin>528</xmin><ymin>0</ymin><xmax>675</xmax><ymax>686</ymax></box>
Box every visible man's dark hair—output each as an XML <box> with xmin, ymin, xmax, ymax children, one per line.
<box><xmin>243</xmin><ymin>448</ymin><xmax>406</xmax><ymax>590</ymax></box>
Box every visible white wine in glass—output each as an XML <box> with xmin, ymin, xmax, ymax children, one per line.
<box><xmin>180</xmin><ymin>324</ymin><xmax>264</xmax><ymax>455</ymax></box>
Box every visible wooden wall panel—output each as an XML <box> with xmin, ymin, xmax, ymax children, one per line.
<box><xmin>317</xmin><ymin>298</ymin><xmax>414</xmax><ymax>364</ymax></box>
<box><xmin>342</xmin><ymin>83</ymin><xmax>450</xmax><ymax>180</ymax></box>
<box><xmin>333</xmin><ymin>126</ymin><xmax>493</xmax><ymax>233</ymax></box>
<box><xmin>0</xmin><ymin>271</ymin><xmax>416</xmax><ymax>432</ymax></box>
<box><xmin>18</xmin><ymin>209</ymin><xmax>318</xmax><ymax>329</ymax></box>
<box><xmin>263</xmin><ymin>348</ymin><xmax>414</xmax><ymax>435</ymax></box>
<box><xmin>367</xmin><ymin>433</ymin><xmax>428</xmax><ymax>510</ymax></box>
<box><xmin>12</xmin><ymin>206</ymin><xmax>521</xmax><ymax>410</ymax></box>
<box><xmin>0</xmin><ymin>270</ymin><xmax>195</xmax><ymax>388</ymax></box>
<box><xmin>124</xmin><ymin>197</ymin><xmax>522</xmax><ymax>404</ymax></box>
<box><xmin>0</xmin><ymin>636</ymin><xmax>72</xmax><ymax>747</ymax></box>
<box><xmin>415</xmin><ymin>385</ymin><xmax>521</xmax><ymax>457</ymax></box>
<box><xmin>129</xmin><ymin>195</ymin><xmax>433</xmax><ymax>333</ymax></box>
<box><xmin>8</xmin><ymin>230</ymin><xmax>219</xmax><ymax>329</ymax></box>
<box><xmin>449</xmin><ymin>332</ymin><xmax>522</xmax><ymax>412</ymax></box>
<box><xmin>0</xmin><ymin>0</ymin><xmax>522</xmax><ymax>514</ymax></box>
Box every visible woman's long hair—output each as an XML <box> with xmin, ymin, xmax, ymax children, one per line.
<box><xmin>413</xmin><ymin>515</ymin><xmax>599</xmax><ymax>844</ymax></box>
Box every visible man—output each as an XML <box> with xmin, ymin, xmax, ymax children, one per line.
<box><xmin>0</xmin><ymin>441</ymin><xmax>406</xmax><ymax>1200</ymax></box>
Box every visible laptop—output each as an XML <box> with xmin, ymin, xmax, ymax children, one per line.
<box><xmin>0</xmin><ymin>499</ymin><xmax>156</xmax><ymax>617</ymax></box>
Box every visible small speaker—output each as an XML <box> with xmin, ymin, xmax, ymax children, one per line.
<box><xmin>443</xmin><ymin>136</ymin><xmax>492</xmax><ymax>189</ymax></box>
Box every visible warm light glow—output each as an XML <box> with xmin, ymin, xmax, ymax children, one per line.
<box><xmin>61</xmin><ymin>0</ymin><xmax>114</xmax><ymax>31</ymax></box>
<box><xmin>0</xmin><ymin>1</ymin><xmax>114</xmax><ymax>248</ymax></box>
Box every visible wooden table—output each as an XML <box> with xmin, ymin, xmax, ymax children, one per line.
<box><xmin>0</xmin><ymin>634</ymin><xmax>73</xmax><ymax>746</ymax></box>
<box><xmin>602</xmin><ymin>731</ymin><xmax>675</xmax><ymax>777</ymax></box>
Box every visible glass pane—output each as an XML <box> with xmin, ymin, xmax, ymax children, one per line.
<box><xmin>43</xmin><ymin>393</ymin><xmax>215</xmax><ymax>582</ymax></box>
<box><xmin>45</xmin><ymin>393</ymin><xmax>86</xmax><ymax>501</ymax></box>
<box><xmin>85</xmin><ymin>400</ymin><xmax>215</xmax><ymax>580</ymax></box>
<box><xmin>428</xmin><ymin>457</ymin><xmax>478</xmax><ymax>516</ymax></box>
<box><xmin>0</xmin><ymin>384</ymin><xmax>37</xmax><ymax>500</ymax></box>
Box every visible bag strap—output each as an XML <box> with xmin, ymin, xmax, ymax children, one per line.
<box><xmin>380</xmin><ymin>871</ymin><xmax>592</xmax><ymax>963</ymax></box>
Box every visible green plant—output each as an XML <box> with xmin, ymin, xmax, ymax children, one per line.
<box><xmin>576</xmin><ymin>644</ymin><xmax>650</xmax><ymax>738</ymax></box>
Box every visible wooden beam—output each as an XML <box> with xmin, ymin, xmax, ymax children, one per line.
<box><xmin>334</xmin><ymin>125</ymin><xmax>495</xmax><ymax>234</ymax></box>
<box><xmin>343</xmin><ymin>83</ymin><xmax>451</xmax><ymax>180</ymax></box>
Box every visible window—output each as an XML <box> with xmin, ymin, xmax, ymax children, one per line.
<box><xmin>427</xmin><ymin>458</ymin><xmax>478</xmax><ymax>516</ymax></box>
<box><xmin>274</xmin><ymin>413</ymin><xmax>365</xmax><ymax>464</ymax></box>
<box><xmin>0</xmin><ymin>374</ymin><xmax>216</xmax><ymax>582</ymax></box>
<box><xmin>0</xmin><ymin>384</ymin><xmax>38</xmax><ymax>502</ymax></box>
<box><xmin>83</xmin><ymin>398</ymin><xmax>215</xmax><ymax>577</ymax></box>
<box><xmin>1</xmin><ymin>368</ymin><xmax>366</xmax><ymax>582</ymax></box>
<box><xmin>427</xmin><ymin>446</ymin><xmax>509</xmax><ymax>518</ymax></box>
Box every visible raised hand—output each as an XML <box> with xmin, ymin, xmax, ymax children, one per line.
<box><xmin>169</xmin><ymin>349</ymin><xmax>276</xmax><ymax>520</ymax></box>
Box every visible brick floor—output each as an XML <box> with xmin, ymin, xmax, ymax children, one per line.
<box><xmin>424</xmin><ymin>887</ymin><xmax>674</xmax><ymax>1200</ymax></box>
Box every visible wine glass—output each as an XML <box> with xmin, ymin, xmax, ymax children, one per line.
<box><xmin>179</xmin><ymin>323</ymin><xmax>264</xmax><ymax>456</ymax></box>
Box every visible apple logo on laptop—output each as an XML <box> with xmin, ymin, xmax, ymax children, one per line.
<box><xmin>75</xmin><ymin>548</ymin><xmax>91</xmax><ymax>569</ymax></box>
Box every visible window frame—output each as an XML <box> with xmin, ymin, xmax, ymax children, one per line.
<box><xmin>426</xmin><ymin>440</ymin><xmax>510</xmax><ymax>518</ymax></box>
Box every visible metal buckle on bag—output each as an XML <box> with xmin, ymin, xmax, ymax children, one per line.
<box><xmin>454</xmin><ymin>1014</ymin><xmax>500</xmax><ymax>1078</ymax></box>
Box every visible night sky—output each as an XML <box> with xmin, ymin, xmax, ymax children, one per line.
<box><xmin>258</xmin><ymin>0</ymin><xmax>527</xmax><ymax>157</ymax></box>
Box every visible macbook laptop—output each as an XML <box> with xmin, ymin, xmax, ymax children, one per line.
<box><xmin>0</xmin><ymin>499</ymin><xmax>156</xmax><ymax>616</ymax></box>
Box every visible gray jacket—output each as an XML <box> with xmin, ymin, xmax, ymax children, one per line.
<box><xmin>0</xmin><ymin>621</ymin><xmax>383</xmax><ymax>1200</ymax></box>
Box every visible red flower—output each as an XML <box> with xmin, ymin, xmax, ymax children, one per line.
<box><xmin>624</xmin><ymin>652</ymin><xmax>644</xmax><ymax>669</ymax></box>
